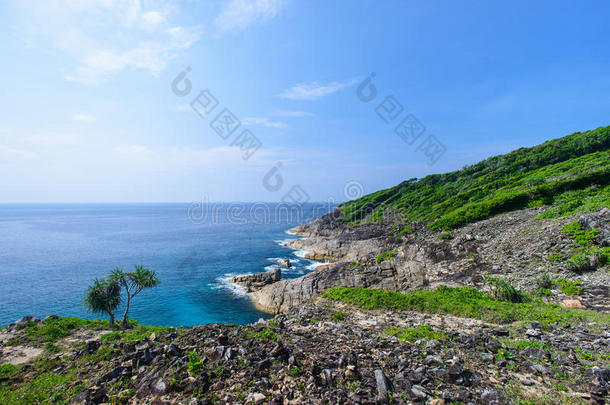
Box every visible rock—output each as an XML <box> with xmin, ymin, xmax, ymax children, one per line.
<box><xmin>519</xmin><ymin>376</ymin><xmax>535</xmax><ymax>386</ymax></box>
<box><xmin>525</xmin><ymin>329</ymin><xmax>542</xmax><ymax>338</ymax></box>
<box><xmin>86</xmin><ymin>340</ymin><xmax>100</xmax><ymax>354</ymax></box>
<box><xmin>481</xmin><ymin>389</ymin><xmax>503</xmax><ymax>405</ymax></box>
<box><xmin>493</xmin><ymin>327</ymin><xmax>510</xmax><ymax>337</ymax></box>
<box><xmin>277</xmin><ymin>258</ymin><xmax>292</xmax><ymax>268</ymax></box>
<box><xmin>411</xmin><ymin>385</ymin><xmax>427</xmax><ymax>399</ymax></box>
<box><xmin>561</xmin><ymin>299</ymin><xmax>585</xmax><ymax>309</ymax></box>
<box><xmin>424</xmin><ymin>355</ymin><xmax>443</xmax><ymax>366</ymax></box>
<box><xmin>152</xmin><ymin>378</ymin><xmax>167</xmax><ymax>395</ymax></box>
<box><xmin>246</xmin><ymin>392</ymin><xmax>266</xmax><ymax>404</ymax></box>
<box><xmin>149</xmin><ymin>332</ymin><xmax>156</xmax><ymax>341</ymax></box>
<box><xmin>43</xmin><ymin>315</ymin><xmax>59</xmax><ymax>321</ymax></box>
<box><xmin>167</xmin><ymin>343</ymin><xmax>183</xmax><ymax>356</ymax></box>
<box><xmin>375</xmin><ymin>369</ymin><xmax>392</xmax><ymax>404</ymax></box>
<box><xmin>531</xmin><ymin>364</ymin><xmax>549</xmax><ymax>375</ymax></box>
<box><xmin>229</xmin><ymin>268</ymin><xmax>282</xmax><ymax>292</ymax></box>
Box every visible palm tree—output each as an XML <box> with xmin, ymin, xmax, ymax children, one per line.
<box><xmin>111</xmin><ymin>265</ymin><xmax>161</xmax><ymax>327</ymax></box>
<box><xmin>83</xmin><ymin>278</ymin><xmax>121</xmax><ymax>326</ymax></box>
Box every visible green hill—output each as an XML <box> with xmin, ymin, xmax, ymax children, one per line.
<box><xmin>339</xmin><ymin>126</ymin><xmax>610</xmax><ymax>231</ymax></box>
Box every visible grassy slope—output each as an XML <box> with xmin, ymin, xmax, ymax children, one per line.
<box><xmin>339</xmin><ymin>126</ymin><xmax>610</xmax><ymax>230</ymax></box>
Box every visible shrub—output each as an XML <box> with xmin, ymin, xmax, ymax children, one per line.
<box><xmin>536</xmin><ymin>273</ymin><xmax>554</xmax><ymax>289</ymax></box>
<box><xmin>187</xmin><ymin>350</ymin><xmax>206</xmax><ymax>375</ymax></box>
<box><xmin>331</xmin><ymin>312</ymin><xmax>345</xmax><ymax>321</ymax></box>
<box><xmin>395</xmin><ymin>224</ymin><xmax>414</xmax><ymax>237</ymax></box>
<box><xmin>242</xmin><ymin>327</ymin><xmax>277</xmax><ymax>340</ymax></box>
<box><xmin>546</xmin><ymin>253</ymin><xmax>563</xmax><ymax>262</ymax></box>
<box><xmin>375</xmin><ymin>251</ymin><xmax>395</xmax><ymax>264</ymax></box>
<box><xmin>563</xmin><ymin>221</ymin><xmax>600</xmax><ymax>247</ymax></box>
<box><xmin>347</xmin><ymin>261</ymin><xmax>364</xmax><ymax>268</ymax></box>
<box><xmin>556</xmin><ymin>278</ymin><xmax>583</xmax><ymax>296</ymax></box>
<box><xmin>322</xmin><ymin>285</ymin><xmax>610</xmax><ymax>326</ymax></box>
<box><xmin>385</xmin><ymin>325</ymin><xmax>445</xmax><ymax>342</ymax></box>
<box><xmin>566</xmin><ymin>254</ymin><xmax>592</xmax><ymax>272</ymax></box>
<box><xmin>485</xmin><ymin>276</ymin><xmax>528</xmax><ymax>303</ymax></box>
<box><xmin>439</xmin><ymin>230</ymin><xmax>453</xmax><ymax>240</ymax></box>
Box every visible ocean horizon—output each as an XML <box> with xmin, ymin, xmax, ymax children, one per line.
<box><xmin>0</xmin><ymin>202</ymin><xmax>334</xmax><ymax>327</ymax></box>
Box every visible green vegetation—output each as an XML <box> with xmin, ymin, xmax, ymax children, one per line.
<box><xmin>331</xmin><ymin>311</ymin><xmax>345</xmax><ymax>321</ymax></box>
<box><xmin>242</xmin><ymin>327</ymin><xmax>277</xmax><ymax>340</ymax></box>
<box><xmin>555</xmin><ymin>278</ymin><xmax>583</xmax><ymax>296</ymax></box>
<box><xmin>0</xmin><ymin>371</ymin><xmax>83</xmax><ymax>405</ymax></box>
<box><xmin>347</xmin><ymin>261</ymin><xmax>364</xmax><ymax>268</ymax></box>
<box><xmin>563</xmin><ymin>221</ymin><xmax>600</xmax><ymax>247</ymax></box>
<box><xmin>20</xmin><ymin>317</ymin><xmax>108</xmax><ymax>344</ymax></box>
<box><xmin>394</xmin><ymin>223</ymin><xmax>414</xmax><ymax>237</ymax></box>
<box><xmin>384</xmin><ymin>324</ymin><xmax>445</xmax><ymax>342</ymax></box>
<box><xmin>439</xmin><ymin>230</ymin><xmax>453</xmax><ymax>240</ymax></box>
<box><xmin>322</xmin><ymin>286</ymin><xmax>610</xmax><ymax>326</ymax></box>
<box><xmin>535</xmin><ymin>273</ymin><xmax>553</xmax><ymax>289</ymax></box>
<box><xmin>485</xmin><ymin>276</ymin><xmax>527</xmax><ymax>303</ymax></box>
<box><xmin>109</xmin><ymin>265</ymin><xmax>161</xmax><ymax>327</ymax></box>
<box><xmin>84</xmin><ymin>264</ymin><xmax>160</xmax><ymax>327</ymax></box>
<box><xmin>338</xmin><ymin>126</ymin><xmax>610</xmax><ymax>230</ymax></box>
<box><xmin>101</xmin><ymin>323</ymin><xmax>173</xmax><ymax>343</ymax></box>
<box><xmin>546</xmin><ymin>253</ymin><xmax>563</xmax><ymax>262</ymax></box>
<box><xmin>375</xmin><ymin>250</ymin><xmax>395</xmax><ymax>264</ymax></box>
<box><xmin>187</xmin><ymin>350</ymin><xmax>206</xmax><ymax>375</ymax></box>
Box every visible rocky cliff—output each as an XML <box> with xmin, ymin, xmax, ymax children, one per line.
<box><xmin>251</xmin><ymin>208</ymin><xmax>610</xmax><ymax>313</ymax></box>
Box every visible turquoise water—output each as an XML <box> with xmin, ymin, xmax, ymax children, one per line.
<box><xmin>0</xmin><ymin>203</ymin><xmax>333</xmax><ymax>327</ymax></box>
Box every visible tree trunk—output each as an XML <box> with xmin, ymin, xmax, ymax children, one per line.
<box><xmin>122</xmin><ymin>295</ymin><xmax>131</xmax><ymax>328</ymax></box>
<box><xmin>108</xmin><ymin>312</ymin><xmax>115</xmax><ymax>327</ymax></box>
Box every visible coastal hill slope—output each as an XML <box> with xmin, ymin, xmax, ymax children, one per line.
<box><xmin>252</xmin><ymin>126</ymin><xmax>610</xmax><ymax>313</ymax></box>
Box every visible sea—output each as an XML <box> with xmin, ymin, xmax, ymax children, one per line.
<box><xmin>0</xmin><ymin>203</ymin><xmax>334</xmax><ymax>327</ymax></box>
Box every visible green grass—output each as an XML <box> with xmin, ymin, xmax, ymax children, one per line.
<box><xmin>0</xmin><ymin>371</ymin><xmax>84</xmax><ymax>405</ymax></box>
<box><xmin>375</xmin><ymin>251</ymin><xmax>395</xmax><ymax>264</ymax></box>
<box><xmin>100</xmin><ymin>323</ymin><xmax>173</xmax><ymax>343</ymax></box>
<box><xmin>347</xmin><ymin>261</ymin><xmax>364</xmax><ymax>268</ymax></box>
<box><xmin>485</xmin><ymin>276</ymin><xmax>528</xmax><ymax>303</ymax></box>
<box><xmin>331</xmin><ymin>311</ymin><xmax>345</xmax><ymax>321</ymax></box>
<box><xmin>546</xmin><ymin>253</ymin><xmax>563</xmax><ymax>262</ymax></box>
<box><xmin>21</xmin><ymin>317</ymin><xmax>109</xmax><ymax>344</ymax></box>
<box><xmin>439</xmin><ymin>230</ymin><xmax>453</xmax><ymax>240</ymax></box>
<box><xmin>555</xmin><ymin>278</ymin><xmax>583</xmax><ymax>296</ymax></box>
<box><xmin>187</xmin><ymin>350</ymin><xmax>206</xmax><ymax>375</ymax></box>
<box><xmin>338</xmin><ymin>126</ymin><xmax>610</xmax><ymax>230</ymax></box>
<box><xmin>384</xmin><ymin>324</ymin><xmax>445</xmax><ymax>342</ymax></box>
<box><xmin>242</xmin><ymin>327</ymin><xmax>278</xmax><ymax>340</ymax></box>
<box><xmin>322</xmin><ymin>286</ymin><xmax>610</xmax><ymax>326</ymax></box>
<box><xmin>562</xmin><ymin>221</ymin><xmax>600</xmax><ymax>247</ymax></box>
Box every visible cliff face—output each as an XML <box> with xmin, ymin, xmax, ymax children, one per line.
<box><xmin>251</xmin><ymin>207</ymin><xmax>610</xmax><ymax>313</ymax></box>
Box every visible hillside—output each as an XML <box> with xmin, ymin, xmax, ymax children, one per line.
<box><xmin>339</xmin><ymin>126</ymin><xmax>610</xmax><ymax>231</ymax></box>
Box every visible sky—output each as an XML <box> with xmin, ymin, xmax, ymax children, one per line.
<box><xmin>1</xmin><ymin>0</ymin><xmax>609</xmax><ymax>203</ymax></box>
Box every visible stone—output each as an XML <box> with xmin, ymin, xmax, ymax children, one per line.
<box><xmin>481</xmin><ymin>389</ymin><xmax>503</xmax><ymax>405</ymax></box>
<box><xmin>152</xmin><ymin>378</ymin><xmax>167</xmax><ymax>395</ymax></box>
<box><xmin>167</xmin><ymin>343</ymin><xmax>183</xmax><ymax>356</ymax></box>
<box><xmin>277</xmin><ymin>258</ymin><xmax>292</xmax><ymax>268</ymax></box>
<box><xmin>86</xmin><ymin>340</ymin><xmax>100</xmax><ymax>354</ymax></box>
<box><xmin>374</xmin><ymin>369</ymin><xmax>392</xmax><ymax>404</ymax></box>
<box><xmin>246</xmin><ymin>392</ymin><xmax>266</xmax><ymax>404</ymax></box>
<box><xmin>561</xmin><ymin>299</ymin><xmax>585</xmax><ymax>309</ymax></box>
<box><xmin>229</xmin><ymin>268</ymin><xmax>282</xmax><ymax>292</ymax></box>
<box><xmin>525</xmin><ymin>329</ymin><xmax>542</xmax><ymax>338</ymax></box>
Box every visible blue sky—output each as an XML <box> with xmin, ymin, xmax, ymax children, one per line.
<box><xmin>1</xmin><ymin>0</ymin><xmax>609</xmax><ymax>203</ymax></box>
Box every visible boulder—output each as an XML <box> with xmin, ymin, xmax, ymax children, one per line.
<box><xmin>229</xmin><ymin>268</ymin><xmax>282</xmax><ymax>292</ymax></box>
<box><xmin>277</xmin><ymin>258</ymin><xmax>292</xmax><ymax>268</ymax></box>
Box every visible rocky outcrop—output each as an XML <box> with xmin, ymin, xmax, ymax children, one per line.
<box><xmin>277</xmin><ymin>258</ymin><xmax>292</xmax><ymax>268</ymax></box>
<box><xmin>228</xmin><ymin>268</ymin><xmax>281</xmax><ymax>292</ymax></box>
<box><xmin>252</xmin><ymin>207</ymin><xmax>610</xmax><ymax>313</ymax></box>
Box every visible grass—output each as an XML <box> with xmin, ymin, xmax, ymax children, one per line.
<box><xmin>546</xmin><ymin>253</ymin><xmax>563</xmax><ymax>262</ymax></box>
<box><xmin>101</xmin><ymin>323</ymin><xmax>173</xmax><ymax>343</ymax></box>
<box><xmin>187</xmin><ymin>350</ymin><xmax>206</xmax><ymax>375</ymax></box>
<box><xmin>0</xmin><ymin>371</ymin><xmax>84</xmax><ymax>405</ymax></box>
<box><xmin>347</xmin><ymin>261</ymin><xmax>364</xmax><ymax>268</ymax></box>
<box><xmin>562</xmin><ymin>221</ymin><xmax>600</xmax><ymax>247</ymax></box>
<box><xmin>384</xmin><ymin>324</ymin><xmax>445</xmax><ymax>342</ymax></box>
<box><xmin>485</xmin><ymin>276</ymin><xmax>528</xmax><ymax>303</ymax></box>
<box><xmin>338</xmin><ymin>126</ymin><xmax>610</xmax><ymax>230</ymax></box>
<box><xmin>322</xmin><ymin>286</ymin><xmax>610</xmax><ymax>326</ymax></box>
<box><xmin>242</xmin><ymin>327</ymin><xmax>278</xmax><ymax>341</ymax></box>
<box><xmin>375</xmin><ymin>251</ymin><xmax>395</xmax><ymax>264</ymax></box>
<box><xmin>555</xmin><ymin>278</ymin><xmax>583</xmax><ymax>296</ymax></box>
<box><xmin>21</xmin><ymin>317</ymin><xmax>109</xmax><ymax>344</ymax></box>
<box><xmin>331</xmin><ymin>311</ymin><xmax>345</xmax><ymax>321</ymax></box>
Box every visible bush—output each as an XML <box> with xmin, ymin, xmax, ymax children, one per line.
<box><xmin>331</xmin><ymin>312</ymin><xmax>345</xmax><ymax>321</ymax></box>
<box><xmin>385</xmin><ymin>325</ymin><xmax>445</xmax><ymax>342</ymax></box>
<box><xmin>556</xmin><ymin>278</ymin><xmax>583</xmax><ymax>296</ymax></box>
<box><xmin>546</xmin><ymin>253</ymin><xmax>563</xmax><ymax>262</ymax></box>
<box><xmin>485</xmin><ymin>276</ymin><xmax>528</xmax><ymax>303</ymax></box>
<box><xmin>375</xmin><ymin>251</ymin><xmax>395</xmax><ymax>264</ymax></box>
<box><xmin>563</xmin><ymin>221</ymin><xmax>600</xmax><ymax>247</ymax></box>
<box><xmin>187</xmin><ymin>350</ymin><xmax>206</xmax><ymax>375</ymax></box>
<box><xmin>536</xmin><ymin>273</ymin><xmax>554</xmax><ymax>289</ymax></box>
<box><xmin>566</xmin><ymin>254</ymin><xmax>592</xmax><ymax>272</ymax></box>
<box><xmin>439</xmin><ymin>230</ymin><xmax>453</xmax><ymax>240</ymax></box>
<box><xmin>322</xmin><ymin>285</ymin><xmax>610</xmax><ymax>326</ymax></box>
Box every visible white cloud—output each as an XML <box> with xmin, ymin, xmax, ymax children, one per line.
<box><xmin>12</xmin><ymin>0</ymin><xmax>201</xmax><ymax>84</ymax></box>
<box><xmin>275</xmin><ymin>110</ymin><xmax>313</xmax><ymax>117</ymax></box>
<box><xmin>73</xmin><ymin>113</ymin><xmax>96</xmax><ymax>122</ymax></box>
<box><xmin>242</xmin><ymin>117</ymin><xmax>287</xmax><ymax>129</ymax></box>
<box><xmin>27</xmin><ymin>132</ymin><xmax>81</xmax><ymax>146</ymax></box>
<box><xmin>0</xmin><ymin>145</ymin><xmax>36</xmax><ymax>159</ymax></box>
<box><xmin>214</xmin><ymin>0</ymin><xmax>284</xmax><ymax>34</ymax></box>
<box><xmin>278</xmin><ymin>78</ymin><xmax>359</xmax><ymax>100</ymax></box>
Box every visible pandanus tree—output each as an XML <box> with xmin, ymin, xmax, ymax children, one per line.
<box><xmin>83</xmin><ymin>278</ymin><xmax>121</xmax><ymax>326</ymax></box>
<box><xmin>110</xmin><ymin>265</ymin><xmax>161</xmax><ymax>327</ymax></box>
